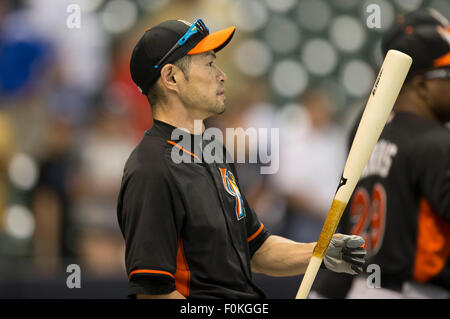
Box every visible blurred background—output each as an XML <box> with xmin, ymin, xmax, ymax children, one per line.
<box><xmin>0</xmin><ymin>0</ymin><xmax>448</xmax><ymax>298</ymax></box>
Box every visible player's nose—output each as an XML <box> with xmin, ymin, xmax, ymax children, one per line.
<box><xmin>217</xmin><ymin>66</ymin><xmax>227</xmax><ymax>83</ymax></box>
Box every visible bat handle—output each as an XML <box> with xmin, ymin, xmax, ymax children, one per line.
<box><xmin>295</xmin><ymin>256</ymin><xmax>323</xmax><ymax>299</ymax></box>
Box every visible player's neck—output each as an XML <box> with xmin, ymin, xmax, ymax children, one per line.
<box><xmin>394</xmin><ymin>92</ymin><xmax>438</xmax><ymax>123</ymax></box>
<box><xmin>153</xmin><ymin>101</ymin><xmax>206</xmax><ymax>135</ymax></box>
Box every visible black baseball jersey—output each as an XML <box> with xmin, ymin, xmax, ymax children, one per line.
<box><xmin>116</xmin><ymin>120</ymin><xmax>270</xmax><ymax>298</ymax></box>
<box><xmin>314</xmin><ymin>111</ymin><xmax>450</xmax><ymax>297</ymax></box>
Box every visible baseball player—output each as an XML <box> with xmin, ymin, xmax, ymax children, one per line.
<box><xmin>116</xmin><ymin>19</ymin><xmax>366</xmax><ymax>299</ymax></box>
<box><xmin>312</xmin><ymin>9</ymin><xmax>450</xmax><ymax>299</ymax></box>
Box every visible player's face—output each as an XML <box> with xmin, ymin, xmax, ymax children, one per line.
<box><xmin>426</xmin><ymin>77</ymin><xmax>450</xmax><ymax>124</ymax></box>
<box><xmin>178</xmin><ymin>51</ymin><xmax>227</xmax><ymax>118</ymax></box>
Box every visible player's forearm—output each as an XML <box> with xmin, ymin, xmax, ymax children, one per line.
<box><xmin>251</xmin><ymin>235</ymin><xmax>316</xmax><ymax>277</ymax></box>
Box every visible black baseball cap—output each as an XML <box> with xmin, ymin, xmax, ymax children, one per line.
<box><xmin>381</xmin><ymin>8</ymin><xmax>450</xmax><ymax>77</ymax></box>
<box><xmin>130</xmin><ymin>19</ymin><xmax>235</xmax><ymax>95</ymax></box>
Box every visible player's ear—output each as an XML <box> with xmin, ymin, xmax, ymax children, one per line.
<box><xmin>160</xmin><ymin>64</ymin><xmax>182</xmax><ymax>94</ymax></box>
<box><xmin>410</xmin><ymin>74</ymin><xmax>428</xmax><ymax>101</ymax></box>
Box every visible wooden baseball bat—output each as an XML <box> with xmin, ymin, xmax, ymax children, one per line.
<box><xmin>295</xmin><ymin>50</ymin><xmax>412</xmax><ymax>299</ymax></box>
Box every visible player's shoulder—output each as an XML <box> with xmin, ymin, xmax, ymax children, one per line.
<box><xmin>123</xmin><ymin>132</ymin><xmax>172</xmax><ymax>180</ymax></box>
<box><xmin>404</xmin><ymin>116</ymin><xmax>450</xmax><ymax>160</ymax></box>
<box><xmin>413</xmin><ymin>120</ymin><xmax>449</xmax><ymax>150</ymax></box>
<box><xmin>418</xmin><ymin>125</ymin><xmax>449</xmax><ymax>143</ymax></box>
<box><xmin>393</xmin><ymin>112</ymin><xmax>449</xmax><ymax>143</ymax></box>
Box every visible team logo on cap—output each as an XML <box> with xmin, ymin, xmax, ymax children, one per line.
<box><xmin>219</xmin><ymin>168</ymin><xmax>245</xmax><ymax>220</ymax></box>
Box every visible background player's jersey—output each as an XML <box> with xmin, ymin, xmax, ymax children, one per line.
<box><xmin>314</xmin><ymin>111</ymin><xmax>450</xmax><ymax>297</ymax></box>
<box><xmin>343</xmin><ymin>111</ymin><xmax>450</xmax><ymax>290</ymax></box>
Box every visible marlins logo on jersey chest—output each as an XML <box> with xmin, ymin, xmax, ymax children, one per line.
<box><xmin>219</xmin><ymin>168</ymin><xmax>246</xmax><ymax>220</ymax></box>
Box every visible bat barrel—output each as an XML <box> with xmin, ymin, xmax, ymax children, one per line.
<box><xmin>335</xmin><ymin>49</ymin><xmax>413</xmax><ymax>205</ymax></box>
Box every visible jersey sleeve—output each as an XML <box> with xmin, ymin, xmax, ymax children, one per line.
<box><xmin>243</xmin><ymin>194</ymin><xmax>271</xmax><ymax>257</ymax></box>
<box><xmin>117</xmin><ymin>163</ymin><xmax>184</xmax><ymax>297</ymax></box>
<box><xmin>412</xmin><ymin>132</ymin><xmax>450</xmax><ymax>221</ymax></box>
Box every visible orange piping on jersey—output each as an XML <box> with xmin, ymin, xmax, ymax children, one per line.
<box><xmin>167</xmin><ymin>140</ymin><xmax>201</xmax><ymax>162</ymax></box>
<box><xmin>413</xmin><ymin>198</ymin><xmax>450</xmax><ymax>283</ymax></box>
<box><xmin>248</xmin><ymin>223</ymin><xmax>264</xmax><ymax>242</ymax></box>
<box><xmin>175</xmin><ymin>237</ymin><xmax>191</xmax><ymax>297</ymax></box>
<box><xmin>128</xmin><ymin>269</ymin><xmax>174</xmax><ymax>279</ymax></box>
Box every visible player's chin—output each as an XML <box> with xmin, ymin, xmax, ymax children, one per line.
<box><xmin>215</xmin><ymin>96</ymin><xmax>226</xmax><ymax>114</ymax></box>
<box><xmin>215</xmin><ymin>102</ymin><xmax>226</xmax><ymax>115</ymax></box>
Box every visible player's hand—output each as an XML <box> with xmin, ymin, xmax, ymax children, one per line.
<box><xmin>323</xmin><ymin>234</ymin><xmax>366</xmax><ymax>275</ymax></box>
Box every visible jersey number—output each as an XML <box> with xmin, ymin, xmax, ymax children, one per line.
<box><xmin>349</xmin><ymin>183</ymin><xmax>387</xmax><ymax>256</ymax></box>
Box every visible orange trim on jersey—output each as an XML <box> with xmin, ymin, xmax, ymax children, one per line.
<box><xmin>167</xmin><ymin>140</ymin><xmax>201</xmax><ymax>162</ymax></box>
<box><xmin>413</xmin><ymin>198</ymin><xmax>450</xmax><ymax>283</ymax></box>
<box><xmin>433</xmin><ymin>52</ymin><xmax>450</xmax><ymax>68</ymax></box>
<box><xmin>175</xmin><ymin>237</ymin><xmax>191</xmax><ymax>297</ymax></box>
<box><xmin>128</xmin><ymin>269</ymin><xmax>174</xmax><ymax>279</ymax></box>
<box><xmin>248</xmin><ymin>223</ymin><xmax>264</xmax><ymax>242</ymax></box>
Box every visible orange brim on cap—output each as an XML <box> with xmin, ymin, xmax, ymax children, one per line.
<box><xmin>433</xmin><ymin>51</ymin><xmax>450</xmax><ymax>68</ymax></box>
<box><xmin>188</xmin><ymin>26</ymin><xmax>236</xmax><ymax>55</ymax></box>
